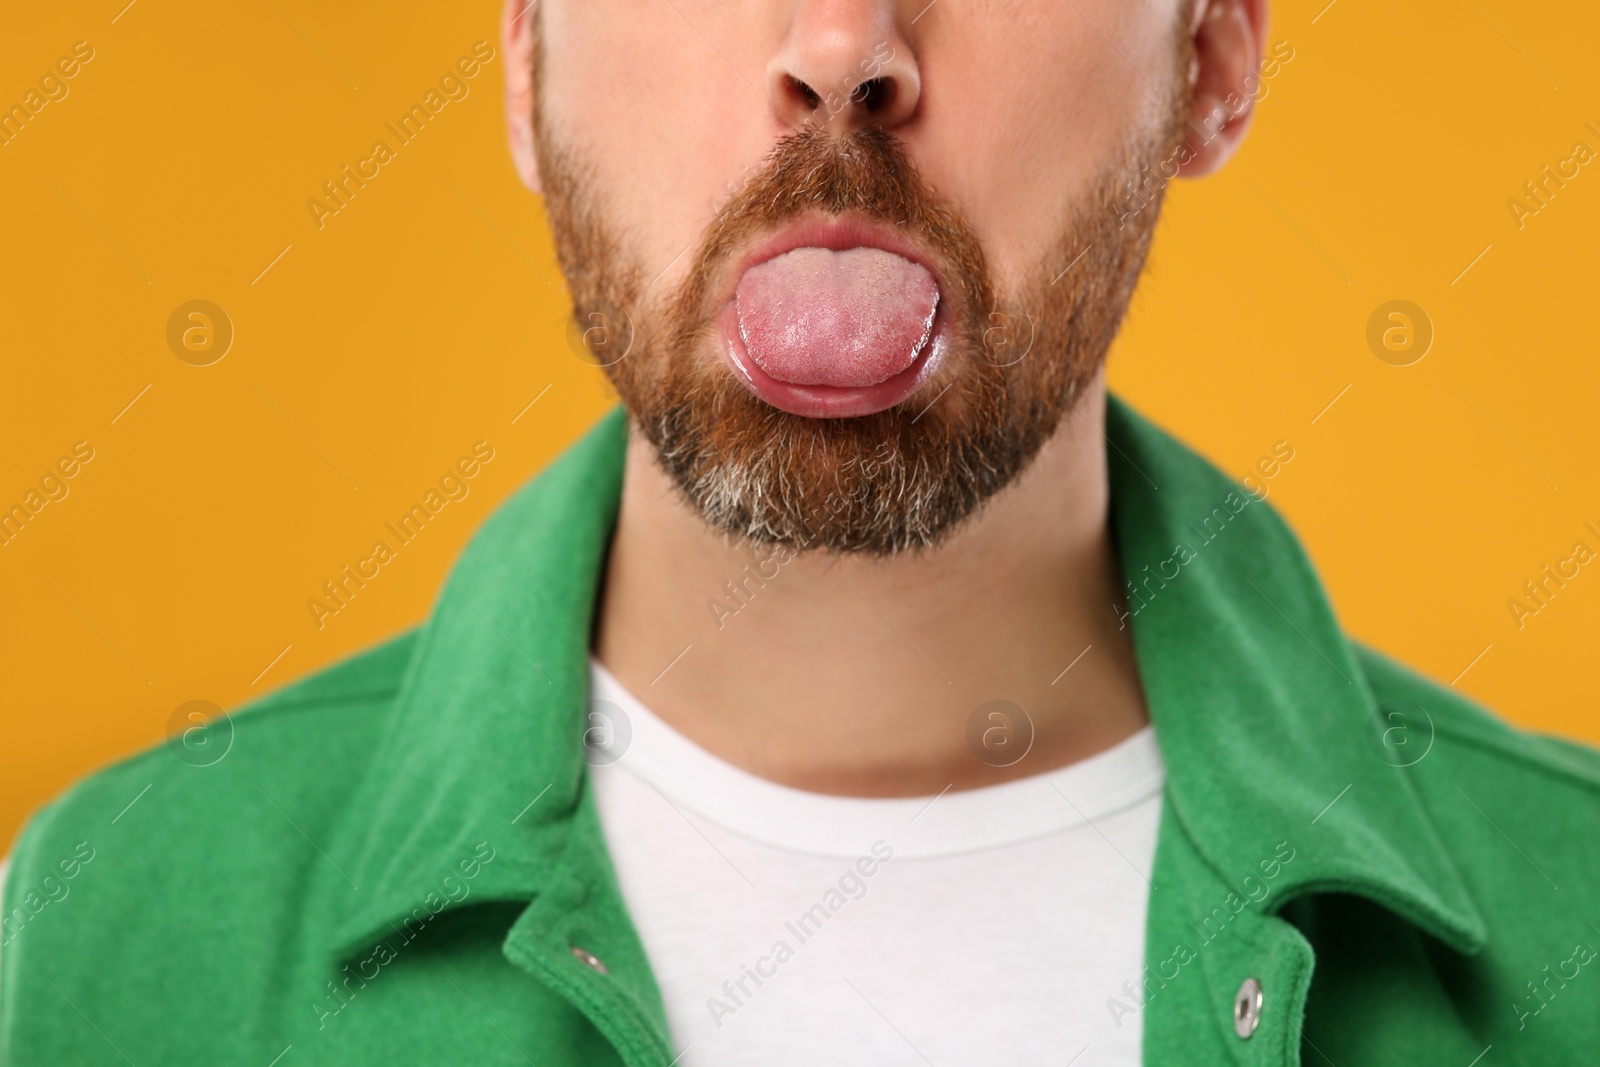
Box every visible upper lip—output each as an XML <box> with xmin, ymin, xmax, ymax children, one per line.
<box><xmin>709</xmin><ymin>213</ymin><xmax>949</xmax><ymax>312</ymax></box>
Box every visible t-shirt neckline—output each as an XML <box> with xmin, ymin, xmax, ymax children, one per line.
<box><xmin>588</xmin><ymin>659</ymin><xmax>1165</xmax><ymax>860</ymax></box>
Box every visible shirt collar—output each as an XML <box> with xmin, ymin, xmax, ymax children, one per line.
<box><xmin>328</xmin><ymin>396</ymin><xmax>1485</xmax><ymax>960</ymax></box>
<box><xmin>1104</xmin><ymin>398</ymin><xmax>1485</xmax><ymax>953</ymax></box>
<box><xmin>330</xmin><ymin>407</ymin><xmax>627</xmax><ymax>958</ymax></box>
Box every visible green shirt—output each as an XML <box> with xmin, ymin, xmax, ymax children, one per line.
<box><xmin>5</xmin><ymin>398</ymin><xmax>1598</xmax><ymax>1066</ymax></box>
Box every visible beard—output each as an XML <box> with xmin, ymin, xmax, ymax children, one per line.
<box><xmin>534</xmin><ymin>53</ymin><xmax>1187</xmax><ymax>556</ymax></box>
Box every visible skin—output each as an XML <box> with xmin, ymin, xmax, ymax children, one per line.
<box><xmin>504</xmin><ymin>0</ymin><xmax>1267</xmax><ymax>796</ymax></box>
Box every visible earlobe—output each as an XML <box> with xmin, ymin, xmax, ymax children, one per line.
<box><xmin>1177</xmin><ymin>0</ymin><xmax>1267</xmax><ymax>179</ymax></box>
<box><xmin>503</xmin><ymin>0</ymin><xmax>542</xmax><ymax>194</ymax></box>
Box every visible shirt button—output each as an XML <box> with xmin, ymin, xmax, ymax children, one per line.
<box><xmin>570</xmin><ymin>946</ymin><xmax>609</xmax><ymax>974</ymax></box>
<box><xmin>1233</xmin><ymin>977</ymin><xmax>1263</xmax><ymax>1038</ymax></box>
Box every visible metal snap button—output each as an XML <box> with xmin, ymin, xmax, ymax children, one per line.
<box><xmin>1234</xmin><ymin>977</ymin><xmax>1263</xmax><ymax>1038</ymax></box>
<box><xmin>570</xmin><ymin>946</ymin><xmax>608</xmax><ymax>974</ymax></box>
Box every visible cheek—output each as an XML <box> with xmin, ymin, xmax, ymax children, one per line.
<box><xmin>543</xmin><ymin>1</ymin><xmax>779</xmax><ymax>281</ymax></box>
<box><xmin>908</xmin><ymin>4</ymin><xmax>1178</xmax><ymax>286</ymax></box>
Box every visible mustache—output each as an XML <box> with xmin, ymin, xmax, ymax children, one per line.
<box><xmin>672</xmin><ymin>125</ymin><xmax>993</xmax><ymax>328</ymax></box>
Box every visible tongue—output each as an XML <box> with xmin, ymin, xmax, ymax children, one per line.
<box><xmin>735</xmin><ymin>247</ymin><xmax>939</xmax><ymax>388</ymax></box>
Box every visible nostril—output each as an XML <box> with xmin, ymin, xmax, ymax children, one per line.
<box><xmin>850</xmin><ymin>77</ymin><xmax>893</xmax><ymax>113</ymax></box>
<box><xmin>785</xmin><ymin>74</ymin><xmax>822</xmax><ymax>111</ymax></box>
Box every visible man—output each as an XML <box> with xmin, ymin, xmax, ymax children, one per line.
<box><xmin>4</xmin><ymin>0</ymin><xmax>1598</xmax><ymax>1063</ymax></box>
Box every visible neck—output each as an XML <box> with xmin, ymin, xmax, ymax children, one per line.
<box><xmin>593</xmin><ymin>379</ymin><xmax>1148</xmax><ymax>797</ymax></box>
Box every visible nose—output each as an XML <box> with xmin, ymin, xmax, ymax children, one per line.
<box><xmin>766</xmin><ymin>1</ymin><xmax>921</xmax><ymax>133</ymax></box>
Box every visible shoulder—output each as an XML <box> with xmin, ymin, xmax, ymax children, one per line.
<box><xmin>1352</xmin><ymin>643</ymin><xmax>1600</xmax><ymax>944</ymax></box>
<box><xmin>2</xmin><ymin>631</ymin><xmax>418</xmax><ymax>1047</ymax></box>
<box><xmin>9</xmin><ymin>628</ymin><xmax>418</xmax><ymax>869</ymax></box>
<box><xmin>1354</xmin><ymin>643</ymin><xmax>1600</xmax><ymax>794</ymax></box>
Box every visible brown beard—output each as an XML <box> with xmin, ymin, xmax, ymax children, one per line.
<box><xmin>533</xmin><ymin>37</ymin><xmax>1187</xmax><ymax>556</ymax></box>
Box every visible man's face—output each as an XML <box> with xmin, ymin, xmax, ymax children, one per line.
<box><xmin>528</xmin><ymin>1</ymin><xmax>1196</xmax><ymax>554</ymax></box>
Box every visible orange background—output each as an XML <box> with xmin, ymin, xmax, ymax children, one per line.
<box><xmin>3</xmin><ymin>0</ymin><xmax>1597</xmax><ymax>853</ymax></box>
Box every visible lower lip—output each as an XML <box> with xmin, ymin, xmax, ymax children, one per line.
<box><xmin>716</xmin><ymin>296</ymin><xmax>950</xmax><ymax>420</ymax></box>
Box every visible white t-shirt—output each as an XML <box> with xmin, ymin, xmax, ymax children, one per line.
<box><xmin>589</xmin><ymin>661</ymin><xmax>1165</xmax><ymax>1067</ymax></box>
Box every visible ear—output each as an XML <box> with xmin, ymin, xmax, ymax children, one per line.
<box><xmin>503</xmin><ymin>0</ymin><xmax>541</xmax><ymax>194</ymax></box>
<box><xmin>1177</xmin><ymin>0</ymin><xmax>1267</xmax><ymax>178</ymax></box>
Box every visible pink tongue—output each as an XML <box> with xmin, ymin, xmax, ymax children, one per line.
<box><xmin>735</xmin><ymin>247</ymin><xmax>939</xmax><ymax>388</ymax></box>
